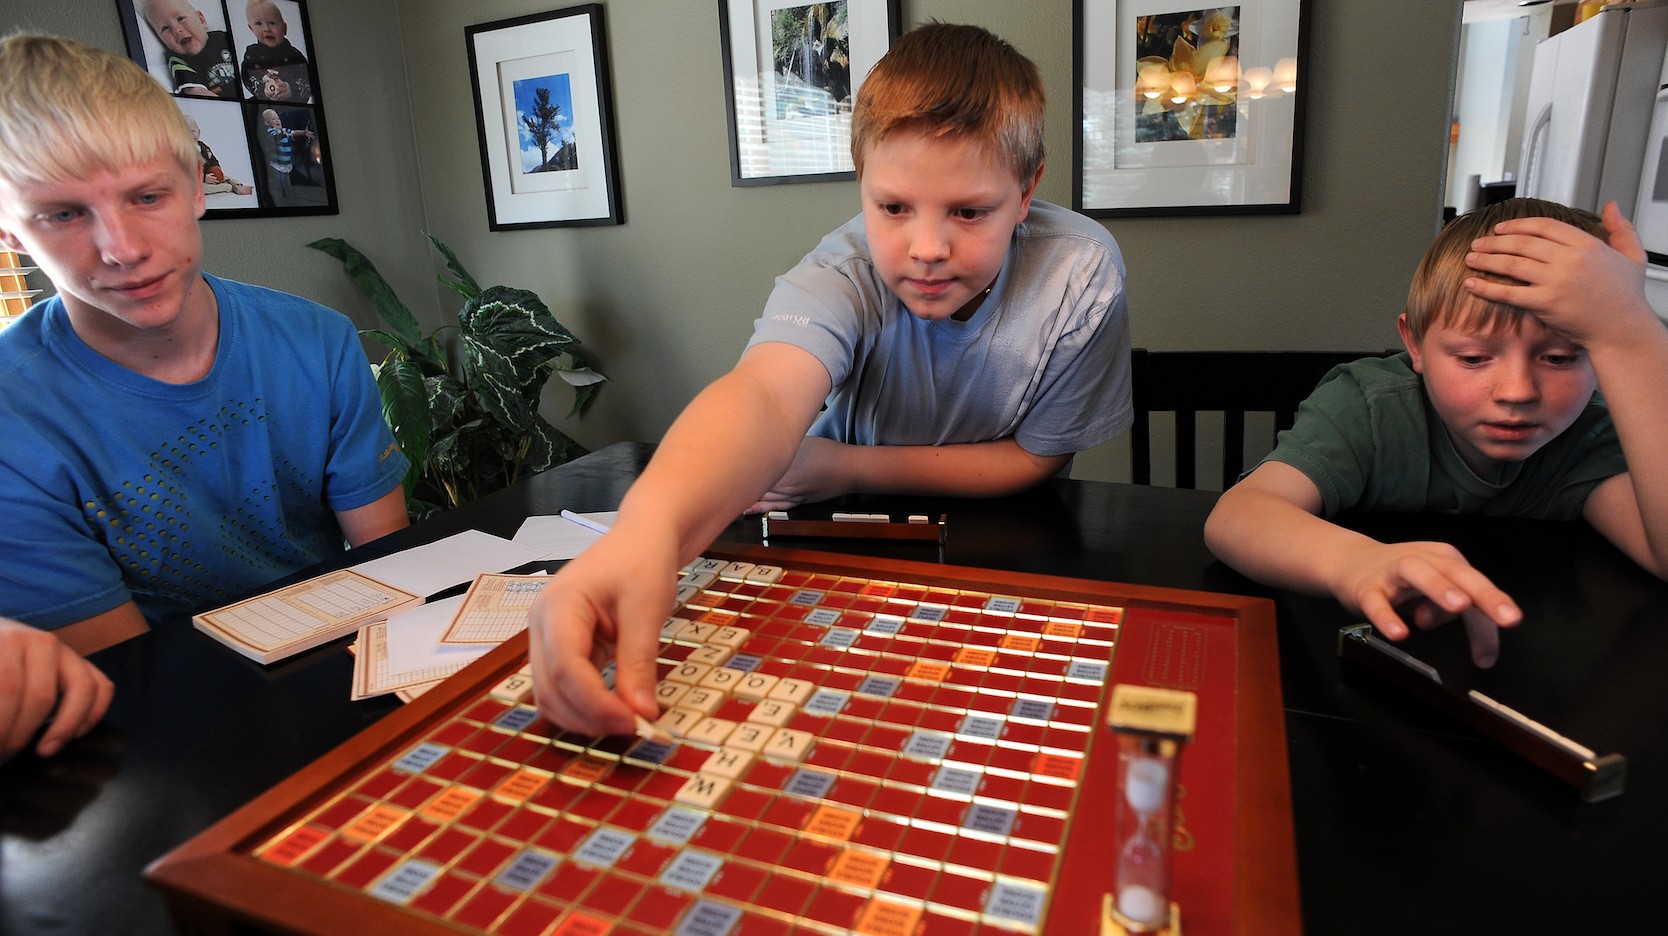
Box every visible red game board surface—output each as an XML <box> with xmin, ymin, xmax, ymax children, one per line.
<box><xmin>146</xmin><ymin>545</ymin><xmax>1297</xmax><ymax>935</ymax></box>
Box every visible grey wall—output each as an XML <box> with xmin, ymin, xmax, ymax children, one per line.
<box><xmin>9</xmin><ymin>0</ymin><xmax>1463</xmax><ymax>486</ymax></box>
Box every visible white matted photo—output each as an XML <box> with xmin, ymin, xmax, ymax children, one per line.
<box><xmin>1075</xmin><ymin>0</ymin><xmax>1308</xmax><ymax>216</ymax></box>
<box><xmin>719</xmin><ymin>0</ymin><xmax>899</xmax><ymax>186</ymax></box>
<box><xmin>466</xmin><ymin>4</ymin><xmax>623</xmax><ymax>229</ymax></box>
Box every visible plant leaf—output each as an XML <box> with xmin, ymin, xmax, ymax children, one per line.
<box><xmin>553</xmin><ymin>366</ymin><xmax>607</xmax><ymax>388</ymax></box>
<box><xmin>459</xmin><ymin>286</ymin><xmax>576</xmax><ymax>387</ymax></box>
<box><xmin>308</xmin><ymin>238</ymin><xmax>424</xmax><ymax>347</ymax></box>
<box><xmin>374</xmin><ymin>354</ymin><xmax>429</xmax><ymax>502</ymax></box>
<box><xmin>425</xmin><ymin>374</ymin><xmax>465</xmax><ymax>435</ymax></box>
<box><xmin>463</xmin><ymin>335</ymin><xmax>537</xmax><ymax>432</ymax></box>
<box><xmin>424</xmin><ymin>233</ymin><xmax>482</xmax><ymax>300</ymax></box>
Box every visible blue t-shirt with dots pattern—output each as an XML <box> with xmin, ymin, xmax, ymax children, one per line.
<box><xmin>0</xmin><ymin>275</ymin><xmax>408</xmax><ymax>630</ymax></box>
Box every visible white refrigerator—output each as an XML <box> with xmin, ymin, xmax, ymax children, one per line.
<box><xmin>1517</xmin><ymin>1</ymin><xmax>1668</xmax><ymax>318</ymax></box>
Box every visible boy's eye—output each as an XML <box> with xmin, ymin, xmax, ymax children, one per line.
<box><xmin>877</xmin><ymin>203</ymin><xmax>905</xmax><ymax>216</ymax></box>
<box><xmin>954</xmin><ymin>208</ymin><xmax>988</xmax><ymax>221</ymax></box>
<box><xmin>1542</xmin><ymin>352</ymin><xmax>1580</xmax><ymax>367</ymax></box>
<box><xmin>42</xmin><ymin>208</ymin><xmax>81</xmax><ymax>224</ymax></box>
<box><xmin>1457</xmin><ymin>354</ymin><xmax>1489</xmax><ymax>366</ymax></box>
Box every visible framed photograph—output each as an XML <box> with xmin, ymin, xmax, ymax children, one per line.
<box><xmin>719</xmin><ymin>0</ymin><xmax>900</xmax><ymax>186</ymax></box>
<box><xmin>466</xmin><ymin>5</ymin><xmax>623</xmax><ymax>230</ymax></box>
<box><xmin>1074</xmin><ymin>0</ymin><xmax>1310</xmax><ymax>217</ymax></box>
<box><xmin>116</xmin><ymin>0</ymin><xmax>336</xmax><ymax>218</ymax></box>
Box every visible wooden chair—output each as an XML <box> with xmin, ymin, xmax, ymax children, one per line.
<box><xmin>1129</xmin><ymin>348</ymin><xmax>1396</xmax><ymax>489</ymax></box>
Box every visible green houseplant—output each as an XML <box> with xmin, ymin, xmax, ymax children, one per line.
<box><xmin>310</xmin><ymin>234</ymin><xmax>604</xmax><ymax>520</ymax></box>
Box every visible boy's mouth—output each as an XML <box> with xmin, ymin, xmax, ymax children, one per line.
<box><xmin>108</xmin><ymin>272</ymin><xmax>170</xmax><ymax>301</ymax></box>
<box><xmin>1480</xmin><ymin>421</ymin><xmax>1537</xmax><ymax>442</ymax></box>
<box><xmin>905</xmin><ymin>277</ymin><xmax>955</xmax><ymax>298</ymax></box>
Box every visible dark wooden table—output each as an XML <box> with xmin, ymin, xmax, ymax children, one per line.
<box><xmin>3</xmin><ymin>441</ymin><xmax>1665</xmax><ymax>935</ymax></box>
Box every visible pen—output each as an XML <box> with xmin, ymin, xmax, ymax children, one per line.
<box><xmin>559</xmin><ymin>509</ymin><xmax>612</xmax><ymax>535</ymax></box>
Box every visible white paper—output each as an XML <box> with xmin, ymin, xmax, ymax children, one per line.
<box><xmin>382</xmin><ymin>594</ymin><xmax>494</xmax><ymax>676</ymax></box>
<box><xmin>349</xmin><ymin>529</ymin><xmax>548</xmax><ymax>596</ymax></box>
<box><xmin>512</xmin><ymin>511</ymin><xmax>617</xmax><ymax>556</ymax></box>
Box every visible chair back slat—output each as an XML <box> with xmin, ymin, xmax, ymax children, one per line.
<box><xmin>1129</xmin><ymin>348</ymin><xmax>1397</xmax><ymax>489</ymax></box>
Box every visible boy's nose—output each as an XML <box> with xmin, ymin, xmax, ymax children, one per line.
<box><xmin>96</xmin><ymin>214</ymin><xmax>146</xmax><ymax>267</ymax></box>
<box><xmin>1493</xmin><ymin>358</ymin><xmax>1539</xmax><ymax>403</ymax></box>
<box><xmin>908</xmin><ymin>222</ymin><xmax>950</xmax><ymax>263</ymax></box>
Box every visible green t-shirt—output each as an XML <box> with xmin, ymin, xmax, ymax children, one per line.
<box><xmin>1261</xmin><ymin>352</ymin><xmax>1625</xmax><ymax>520</ymax></box>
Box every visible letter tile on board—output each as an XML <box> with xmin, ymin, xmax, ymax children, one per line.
<box><xmin>685</xmin><ymin>717</ymin><xmax>738</xmax><ymax>747</ymax></box>
<box><xmin>728</xmin><ymin>722</ymin><xmax>774</xmax><ymax>753</ymax></box>
<box><xmin>769</xmin><ymin>677</ymin><xmax>816</xmax><ymax>705</ymax></box>
<box><xmin>489</xmin><ymin>673</ymin><xmax>534</xmax><ymax>703</ymax></box>
<box><xmin>763</xmin><ymin>728</ymin><xmax>812</xmax><ymax>761</ymax></box>
<box><xmin>656</xmin><ymin>707</ymin><xmax>701</xmax><ymax>738</ymax></box>
<box><xmin>733</xmin><ymin>672</ymin><xmax>780</xmax><ymax>701</ymax></box>
<box><xmin>688</xmin><ymin>644</ymin><xmax>732</xmax><ymax>667</ymax></box>
<box><xmin>668</xmin><ymin>662</ymin><xmax>713</xmax><ymax>686</ymax></box>
<box><xmin>679</xmin><ymin>687</ymin><xmax>725</xmax><ymax>716</ymax></box>
<box><xmin>674</xmin><ymin>773</ymin><xmax>731</xmax><ymax>809</ymax></box>
<box><xmin>655</xmin><ymin>681</ymin><xmax>691</xmax><ymax>709</ymax></box>
<box><xmin>701</xmin><ymin>748</ymin><xmax>753</xmax><ymax>779</ymax></box>
<box><xmin>747</xmin><ymin>699</ymin><xmax>795</xmax><ymax>728</ymax></box>
<box><xmin>697</xmin><ymin>667</ymin><xmax>742</xmax><ymax>694</ymax></box>
<box><xmin>709</xmin><ymin>625</ymin><xmax>751</xmax><ymax>649</ymax></box>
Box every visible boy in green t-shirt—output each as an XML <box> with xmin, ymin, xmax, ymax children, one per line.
<box><xmin>1206</xmin><ymin>197</ymin><xmax>1668</xmax><ymax>668</ymax></box>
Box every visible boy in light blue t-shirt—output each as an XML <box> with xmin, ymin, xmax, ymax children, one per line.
<box><xmin>529</xmin><ymin>23</ymin><xmax>1132</xmax><ymax>738</ymax></box>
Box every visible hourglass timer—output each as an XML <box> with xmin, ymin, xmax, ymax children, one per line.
<box><xmin>1103</xmin><ymin>685</ymin><xmax>1197</xmax><ymax>936</ymax></box>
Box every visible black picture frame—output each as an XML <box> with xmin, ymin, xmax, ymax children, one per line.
<box><xmin>465</xmin><ymin>5</ymin><xmax>624</xmax><ymax>230</ymax></box>
<box><xmin>718</xmin><ymin>0</ymin><xmax>901</xmax><ymax>187</ymax></box>
<box><xmin>116</xmin><ymin>0</ymin><xmax>337</xmax><ymax>218</ymax></box>
<box><xmin>1073</xmin><ymin>0</ymin><xmax>1310</xmax><ymax>217</ymax></box>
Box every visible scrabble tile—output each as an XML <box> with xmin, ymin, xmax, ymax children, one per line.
<box><xmin>673</xmin><ymin>773</ymin><xmax>731</xmax><ymax>809</ymax></box>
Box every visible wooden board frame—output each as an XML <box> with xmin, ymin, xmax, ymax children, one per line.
<box><xmin>146</xmin><ymin>543</ymin><xmax>1298</xmax><ymax>935</ymax></box>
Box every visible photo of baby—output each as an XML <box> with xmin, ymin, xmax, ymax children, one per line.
<box><xmin>178</xmin><ymin>97</ymin><xmax>259</xmax><ymax>212</ymax></box>
<box><xmin>254</xmin><ymin>104</ymin><xmax>328</xmax><ymax>208</ymax></box>
<box><xmin>134</xmin><ymin>0</ymin><xmax>240</xmax><ymax>99</ymax></box>
<box><xmin>240</xmin><ymin>0</ymin><xmax>314</xmax><ymax>104</ymax></box>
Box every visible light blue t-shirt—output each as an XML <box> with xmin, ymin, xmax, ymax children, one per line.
<box><xmin>0</xmin><ymin>275</ymin><xmax>408</xmax><ymax>629</ymax></box>
<box><xmin>746</xmin><ymin>200</ymin><xmax>1132</xmax><ymax>457</ymax></box>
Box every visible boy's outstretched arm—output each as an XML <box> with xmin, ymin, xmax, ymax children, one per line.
<box><xmin>1205</xmin><ymin>462</ymin><xmax>1522</xmax><ymax>667</ymax></box>
<box><xmin>1465</xmin><ymin>202</ymin><xmax>1668</xmax><ymax>578</ymax></box>
<box><xmin>746</xmin><ymin>436</ymin><xmax>1071</xmax><ymax>513</ymax></box>
<box><xmin>529</xmin><ymin>343</ymin><xmax>832</xmax><ymax>736</ymax></box>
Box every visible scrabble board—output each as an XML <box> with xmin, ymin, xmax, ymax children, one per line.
<box><xmin>146</xmin><ymin>544</ymin><xmax>1298</xmax><ymax>935</ymax></box>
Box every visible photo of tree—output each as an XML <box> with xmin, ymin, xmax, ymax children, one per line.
<box><xmin>513</xmin><ymin>72</ymin><xmax>577</xmax><ymax>173</ymax></box>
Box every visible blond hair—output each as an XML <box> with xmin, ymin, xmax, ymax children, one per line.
<box><xmin>850</xmin><ymin>23</ymin><xmax>1045</xmax><ymax>184</ymax></box>
<box><xmin>0</xmin><ymin>32</ymin><xmax>198</xmax><ymax>189</ymax></box>
<box><xmin>1405</xmin><ymin>197</ymin><xmax>1606</xmax><ymax>341</ymax></box>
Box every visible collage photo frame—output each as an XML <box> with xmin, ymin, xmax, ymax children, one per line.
<box><xmin>117</xmin><ymin>0</ymin><xmax>338</xmax><ymax>218</ymax></box>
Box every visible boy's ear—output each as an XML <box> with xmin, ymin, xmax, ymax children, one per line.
<box><xmin>1396</xmin><ymin>313</ymin><xmax>1424</xmax><ymax>372</ymax></box>
<box><xmin>1018</xmin><ymin>160</ymin><xmax>1045</xmax><ymax>220</ymax></box>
